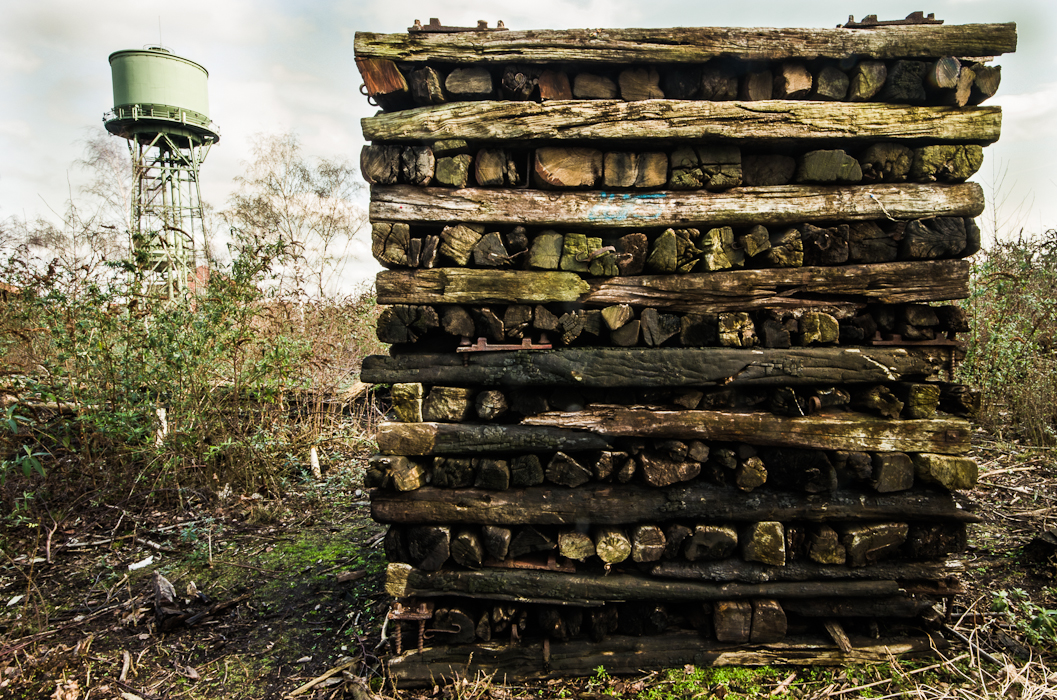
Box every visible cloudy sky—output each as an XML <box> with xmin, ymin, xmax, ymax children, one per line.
<box><xmin>1</xmin><ymin>0</ymin><xmax>1051</xmax><ymax>290</ymax></box>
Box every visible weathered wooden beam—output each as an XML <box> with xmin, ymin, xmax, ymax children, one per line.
<box><xmin>386</xmin><ymin>631</ymin><xmax>945</xmax><ymax>686</ymax></box>
<box><xmin>354</xmin><ymin>24</ymin><xmax>1017</xmax><ymax>64</ymax></box>
<box><xmin>376</xmin><ymin>422</ymin><xmax>612</xmax><ymax>456</ymax></box>
<box><xmin>781</xmin><ymin>596</ymin><xmax>933</xmax><ymax>618</ymax></box>
<box><xmin>370</xmin><ymin>183</ymin><xmax>984</xmax><ymax>228</ymax></box>
<box><xmin>375</xmin><ymin>268</ymin><xmax>590</xmax><ymax>306</ymax></box>
<box><xmin>376</xmin><ymin>260</ymin><xmax>969</xmax><ymax>309</ymax></box>
<box><xmin>362</xmin><ymin>100</ymin><xmax>1001</xmax><ymax>145</ymax></box>
<box><xmin>650</xmin><ymin>558</ymin><xmax>965</xmax><ymax>584</ymax></box>
<box><xmin>379</xmin><ymin>410</ymin><xmax>969</xmax><ymax>456</ymax></box>
<box><xmin>387</xmin><ymin>563</ymin><xmax>901</xmax><ymax>602</ymax></box>
<box><xmin>370</xmin><ymin>484</ymin><xmax>982</xmax><ymax>525</ymax></box>
<box><xmin>361</xmin><ymin>346</ymin><xmax>950</xmax><ymax>388</ymax></box>
<box><xmin>522</xmin><ymin>408</ymin><xmax>970</xmax><ymax>454</ymax></box>
<box><xmin>583</xmin><ymin>259</ymin><xmax>969</xmax><ymax>310</ymax></box>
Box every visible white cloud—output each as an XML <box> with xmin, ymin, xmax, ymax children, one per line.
<box><xmin>2</xmin><ymin>0</ymin><xmax>1056</xmax><ymax>242</ymax></box>
<box><xmin>993</xmin><ymin>83</ymin><xmax>1057</xmax><ymax>141</ymax></box>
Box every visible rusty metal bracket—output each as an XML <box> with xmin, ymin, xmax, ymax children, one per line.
<box><xmin>457</xmin><ymin>336</ymin><xmax>553</xmax><ymax>353</ymax></box>
<box><xmin>388</xmin><ymin>599</ymin><xmax>433</xmax><ymax>654</ymax></box>
<box><xmin>409</xmin><ymin>18</ymin><xmax>508</xmax><ymax>33</ymax></box>
<box><xmin>842</xmin><ymin>12</ymin><xmax>943</xmax><ymax>29</ymax></box>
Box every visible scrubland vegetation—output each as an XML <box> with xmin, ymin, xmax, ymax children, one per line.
<box><xmin>0</xmin><ymin>138</ymin><xmax>1054</xmax><ymax>696</ymax></box>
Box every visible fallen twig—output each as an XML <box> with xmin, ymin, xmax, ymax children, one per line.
<box><xmin>0</xmin><ymin>602</ymin><xmax>119</xmax><ymax>660</ymax></box>
<box><xmin>285</xmin><ymin>657</ymin><xmax>359</xmax><ymax>697</ymax></box>
<box><xmin>943</xmin><ymin>624</ymin><xmax>1003</xmax><ymax>667</ymax></box>
<box><xmin>984</xmin><ymin>483</ymin><xmax>1057</xmax><ymax>501</ymax></box>
<box><xmin>770</xmin><ymin>671</ymin><xmax>797</xmax><ymax>696</ymax></box>
<box><xmin>979</xmin><ymin>465</ymin><xmax>1039</xmax><ymax>479</ymax></box>
<box><xmin>830</xmin><ymin>653</ymin><xmax>970</xmax><ymax>696</ymax></box>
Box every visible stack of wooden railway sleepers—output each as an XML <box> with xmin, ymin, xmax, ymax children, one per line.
<box><xmin>354</xmin><ymin>16</ymin><xmax>1016</xmax><ymax>685</ymax></box>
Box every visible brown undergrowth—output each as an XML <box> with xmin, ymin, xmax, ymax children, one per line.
<box><xmin>0</xmin><ymin>427</ymin><xmax>1053</xmax><ymax>700</ymax></box>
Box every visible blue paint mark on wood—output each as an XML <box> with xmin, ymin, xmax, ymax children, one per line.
<box><xmin>586</xmin><ymin>192</ymin><xmax>668</xmax><ymax>222</ymax></box>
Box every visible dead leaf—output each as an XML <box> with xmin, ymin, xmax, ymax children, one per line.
<box><xmin>153</xmin><ymin>571</ymin><xmax>176</xmax><ymax>606</ymax></box>
<box><xmin>51</xmin><ymin>680</ymin><xmax>80</xmax><ymax>700</ymax></box>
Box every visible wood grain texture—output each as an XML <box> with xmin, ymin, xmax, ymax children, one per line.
<box><xmin>375</xmin><ymin>268</ymin><xmax>590</xmax><ymax>305</ymax></box>
<box><xmin>370</xmin><ymin>183</ymin><xmax>984</xmax><ymax>228</ymax></box>
<box><xmin>370</xmin><ymin>484</ymin><xmax>981</xmax><ymax>526</ymax></box>
<box><xmin>386</xmin><ymin>631</ymin><xmax>944</xmax><ymax>686</ymax></box>
<box><xmin>362</xmin><ymin>100</ymin><xmax>1001</xmax><ymax>144</ymax></box>
<box><xmin>582</xmin><ymin>259</ymin><xmax>971</xmax><ymax>311</ymax></box>
<box><xmin>651</xmin><ymin>558</ymin><xmax>965</xmax><ymax>583</ymax></box>
<box><xmin>360</xmin><ymin>346</ymin><xmax>950</xmax><ymax>388</ymax></box>
<box><xmin>376</xmin><ymin>421</ymin><xmax>612</xmax><ymax>455</ymax></box>
<box><xmin>521</xmin><ymin>408</ymin><xmax>971</xmax><ymax>454</ymax></box>
<box><xmin>354</xmin><ymin>24</ymin><xmax>1017</xmax><ymax>64</ymax></box>
<box><xmin>387</xmin><ymin>563</ymin><xmax>901</xmax><ymax>602</ymax></box>
<box><xmin>375</xmin><ymin>260</ymin><xmax>969</xmax><ymax>309</ymax></box>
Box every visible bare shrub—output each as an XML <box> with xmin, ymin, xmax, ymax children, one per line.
<box><xmin>961</xmin><ymin>229</ymin><xmax>1057</xmax><ymax>443</ymax></box>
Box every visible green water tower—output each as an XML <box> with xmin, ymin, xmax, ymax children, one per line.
<box><xmin>105</xmin><ymin>46</ymin><xmax>220</xmax><ymax>298</ymax></box>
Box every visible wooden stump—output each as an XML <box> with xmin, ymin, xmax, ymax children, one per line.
<box><xmin>539</xmin><ymin>70</ymin><xmax>573</xmax><ymax>100</ymax></box>
<box><xmin>879</xmin><ymin>61</ymin><xmax>927</xmax><ymax>104</ymax></box>
<box><xmin>807</xmin><ymin>526</ymin><xmax>846</xmax><ymax>565</ymax></box>
<box><xmin>840</xmin><ymin>522</ymin><xmax>908</xmax><ymax>568</ymax></box>
<box><xmin>445</xmin><ymin>67</ymin><xmax>493</xmax><ymax>99</ymax></box>
<box><xmin>355</xmin><ymin>57</ymin><xmax>412</xmax><ymax>110</ymax></box>
<box><xmin>547</xmin><ymin>452</ymin><xmax>593</xmax><ymax>488</ymax></box>
<box><xmin>848</xmin><ymin>61</ymin><xmax>887</xmax><ymax>101</ymax></box>
<box><xmin>474</xmin><ymin>459</ymin><xmax>511</xmax><ymax>491</ymax></box>
<box><xmin>573</xmin><ymin>73</ymin><xmax>618</xmax><ymax>99</ymax></box>
<box><xmin>475</xmin><ymin>148</ymin><xmax>520</xmax><ymax>187</ymax></box>
<box><xmin>595</xmin><ymin>527</ymin><xmax>632</xmax><ymax>565</ymax></box>
<box><xmin>423</xmin><ymin>387</ymin><xmax>474</xmax><ymax>423</ymax></box>
<box><xmin>361</xmin><ymin>144</ymin><xmax>401</xmax><ymax>185</ymax></box>
<box><xmin>619</xmin><ymin>67</ymin><xmax>665</xmax><ymax>100</ymax></box>
<box><xmin>631</xmin><ymin>525</ymin><xmax>667</xmax><ymax>563</ymax></box>
<box><xmin>452</xmin><ymin>529</ymin><xmax>484</xmax><ymax>568</ymax></box>
<box><xmin>408</xmin><ymin>525</ymin><xmax>451</xmax><ymax>571</ymax></box>
<box><xmin>743</xmin><ymin>522</ymin><xmax>786</xmax><ymax>567</ymax></box>
<box><xmin>684</xmin><ymin>525</ymin><xmax>739</xmax><ymax>562</ymax></box>
<box><xmin>795</xmin><ymin>150</ymin><xmax>862</xmax><ymax>184</ymax></box>
<box><xmin>409</xmin><ymin>66</ymin><xmax>447</xmax><ymax>105</ymax></box>
<box><xmin>714</xmin><ymin>600</ymin><xmax>752</xmax><ymax>642</ymax></box>
<box><xmin>401</xmin><ymin>146</ymin><xmax>435</xmax><ymax>186</ymax></box>
<box><xmin>535</xmin><ymin>147</ymin><xmax>604</xmax><ymax>188</ymax></box>
<box><xmin>559</xmin><ymin>530</ymin><xmax>596</xmax><ymax>561</ymax></box>
<box><xmin>773</xmin><ymin>63</ymin><xmax>813</xmax><ymax>99</ymax></box>
<box><xmin>435</xmin><ymin>155</ymin><xmax>473</xmax><ymax>187</ymax></box>
<box><xmin>871</xmin><ymin>453</ymin><xmax>915</xmax><ymax>493</ymax></box>
<box><xmin>912</xmin><ymin>453</ymin><xmax>978</xmax><ymax>490</ymax></box>
<box><xmin>742</xmin><ymin>155</ymin><xmax>796</xmax><ymax>186</ymax></box>
<box><xmin>750</xmin><ymin>599</ymin><xmax>788</xmax><ymax>643</ymax></box>
<box><xmin>813</xmin><ymin>65</ymin><xmax>849</xmax><ymax>100</ymax></box>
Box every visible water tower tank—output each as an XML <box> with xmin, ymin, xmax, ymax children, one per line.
<box><xmin>104</xmin><ymin>45</ymin><xmax>219</xmax><ymax>300</ymax></box>
<box><xmin>105</xmin><ymin>47</ymin><xmax>219</xmax><ymax>144</ymax></box>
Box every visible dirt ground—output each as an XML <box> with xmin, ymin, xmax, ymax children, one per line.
<box><xmin>0</xmin><ymin>428</ymin><xmax>1054</xmax><ymax>700</ymax></box>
